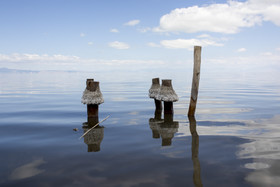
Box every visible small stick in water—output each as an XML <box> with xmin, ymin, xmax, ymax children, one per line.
<box><xmin>79</xmin><ymin>115</ymin><xmax>110</xmax><ymax>139</ymax></box>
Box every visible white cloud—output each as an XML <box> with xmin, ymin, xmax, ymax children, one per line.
<box><xmin>0</xmin><ymin>53</ymin><xmax>80</xmax><ymax>62</ymax></box>
<box><xmin>80</xmin><ymin>33</ymin><xmax>86</xmax><ymax>37</ymax></box>
<box><xmin>124</xmin><ymin>19</ymin><xmax>140</xmax><ymax>26</ymax></box>
<box><xmin>237</xmin><ymin>48</ymin><xmax>247</xmax><ymax>52</ymax></box>
<box><xmin>0</xmin><ymin>54</ymin><xmax>165</xmax><ymax>66</ymax></box>
<box><xmin>155</xmin><ymin>0</ymin><xmax>280</xmax><ymax>34</ymax></box>
<box><xmin>261</xmin><ymin>52</ymin><xmax>273</xmax><ymax>56</ymax></box>
<box><xmin>108</xmin><ymin>41</ymin><xmax>130</xmax><ymax>49</ymax></box>
<box><xmin>88</xmin><ymin>42</ymin><xmax>93</xmax><ymax>45</ymax></box>
<box><xmin>110</xmin><ymin>29</ymin><xmax>119</xmax><ymax>33</ymax></box>
<box><xmin>197</xmin><ymin>34</ymin><xmax>211</xmax><ymax>38</ymax></box>
<box><xmin>249</xmin><ymin>0</ymin><xmax>280</xmax><ymax>26</ymax></box>
<box><xmin>204</xmin><ymin>53</ymin><xmax>280</xmax><ymax>71</ymax></box>
<box><xmin>147</xmin><ymin>42</ymin><xmax>161</xmax><ymax>48</ymax></box>
<box><xmin>276</xmin><ymin>48</ymin><xmax>280</xmax><ymax>51</ymax></box>
<box><xmin>138</xmin><ymin>27</ymin><xmax>151</xmax><ymax>33</ymax></box>
<box><xmin>160</xmin><ymin>38</ymin><xmax>223</xmax><ymax>50</ymax></box>
<box><xmin>0</xmin><ymin>53</ymin><xmax>166</xmax><ymax>72</ymax></box>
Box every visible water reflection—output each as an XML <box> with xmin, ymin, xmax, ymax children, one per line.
<box><xmin>9</xmin><ymin>159</ymin><xmax>46</xmax><ymax>180</ymax></box>
<box><xmin>149</xmin><ymin>109</ymin><xmax>179</xmax><ymax>146</ymax></box>
<box><xmin>82</xmin><ymin>111</ymin><xmax>103</xmax><ymax>151</ymax></box>
<box><xmin>160</xmin><ymin>114</ymin><xmax>179</xmax><ymax>146</ymax></box>
<box><xmin>188</xmin><ymin>116</ymin><xmax>203</xmax><ymax>187</ymax></box>
<box><xmin>182</xmin><ymin>114</ymin><xmax>280</xmax><ymax>187</ymax></box>
<box><xmin>149</xmin><ymin>109</ymin><xmax>163</xmax><ymax>139</ymax></box>
<box><xmin>82</xmin><ymin>123</ymin><xmax>104</xmax><ymax>152</ymax></box>
<box><xmin>236</xmin><ymin>115</ymin><xmax>280</xmax><ymax>187</ymax></box>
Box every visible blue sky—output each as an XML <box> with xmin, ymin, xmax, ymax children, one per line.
<box><xmin>0</xmin><ymin>0</ymin><xmax>280</xmax><ymax>72</ymax></box>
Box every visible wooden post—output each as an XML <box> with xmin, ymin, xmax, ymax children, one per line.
<box><xmin>154</xmin><ymin>99</ymin><xmax>162</xmax><ymax>111</ymax></box>
<box><xmin>150</xmin><ymin>78</ymin><xmax>162</xmax><ymax>111</ymax></box>
<box><xmin>87</xmin><ymin>81</ymin><xmax>100</xmax><ymax>125</ymax></box>
<box><xmin>164</xmin><ymin>102</ymin><xmax>173</xmax><ymax>114</ymax></box>
<box><xmin>161</xmin><ymin>79</ymin><xmax>177</xmax><ymax>114</ymax></box>
<box><xmin>86</xmin><ymin>79</ymin><xmax>94</xmax><ymax>90</ymax></box>
<box><xmin>188</xmin><ymin>46</ymin><xmax>202</xmax><ymax>117</ymax></box>
<box><xmin>154</xmin><ymin>108</ymin><xmax>162</xmax><ymax>120</ymax></box>
<box><xmin>87</xmin><ymin>104</ymin><xmax>99</xmax><ymax>124</ymax></box>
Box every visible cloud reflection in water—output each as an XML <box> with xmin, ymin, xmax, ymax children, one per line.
<box><xmin>9</xmin><ymin>158</ymin><xmax>46</xmax><ymax>180</ymax></box>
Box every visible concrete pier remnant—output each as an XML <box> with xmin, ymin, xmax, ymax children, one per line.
<box><xmin>156</xmin><ymin>79</ymin><xmax>178</xmax><ymax>114</ymax></box>
<box><xmin>82</xmin><ymin>80</ymin><xmax>104</xmax><ymax>126</ymax></box>
<box><xmin>149</xmin><ymin>77</ymin><xmax>162</xmax><ymax>111</ymax></box>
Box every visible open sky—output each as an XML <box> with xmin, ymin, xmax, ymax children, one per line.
<box><xmin>0</xmin><ymin>0</ymin><xmax>280</xmax><ymax>72</ymax></box>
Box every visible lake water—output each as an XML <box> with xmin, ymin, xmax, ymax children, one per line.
<box><xmin>0</xmin><ymin>69</ymin><xmax>280</xmax><ymax>187</ymax></box>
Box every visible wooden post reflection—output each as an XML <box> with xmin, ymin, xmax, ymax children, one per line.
<box><xmin>188</xmin><ymin>116</ymin><xmax>203</xmax><ymax>187</ymax></box>
<box><xmin>149</xmin><ymin>110</ymin><xmax>179</xmax><ymax>146</ymax></box>
<box><xmin>149</xmin><ymin>109</ymin><xmax>163</xmax><ymax>139</ymax></box>
<box><xmin>160</xmin><ymin>113</ymin><xmax>178</xmax><ymax>146</ymax></box>
<box><xmin>82</xmin><ymin>124</ymin><xmax>104</xmax><ymax>152</ymax></box>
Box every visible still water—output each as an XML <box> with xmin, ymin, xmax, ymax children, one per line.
<box><xmin>0</xmin><ymin>70</ymin><xmax>280</xmax><ymax>187</ymax></box>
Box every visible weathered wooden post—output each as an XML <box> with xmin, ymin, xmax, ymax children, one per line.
<box><xmin>148</xmin><ymin>78</ymin><xmax>179</xmax><ymax>146</ymax></box>
<box><xmin>188</xmin><ymin>46</ymin><xmax>202</xmax><ymax>117</ymax></box>
<box><xmin>149</xmin><ymin>78</ymin><xmax>163</xmax><ymax>138</ymax></box>
<box><xmin>188</xmin><ymin>116</ymin><xmax>203</xmax><ymax>187</ymax></box>
<box><xmin>81</xmin><ymin>80</ymin><xmax>104</xmax><ymax>126</ymax></box>
<box><xmin>156</xmin><ymin>79</ymin><xmax>178</xmax><ymax>114</ymax></box>
<box><xmin>86</xmin><ymin>78</ymin><xmax>94</xmax><ymax>88</ymax></box>
<box><xmin>149</xmin><ymin>78</ymin><xmax>162</xmax><ymax>111</ymax></box>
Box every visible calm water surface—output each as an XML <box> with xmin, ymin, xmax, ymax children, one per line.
<box><xmin>0</xmin><ymin>70</ymin><xmax>280</xmax><ymax>187</ymax></box>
